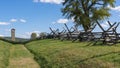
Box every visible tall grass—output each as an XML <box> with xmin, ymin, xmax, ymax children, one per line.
<box><xmin>0</xmin><ymin>40</ymin><xmax>40</xmax><ymax>68</ymax></box>
<box><xmin>0</xmin><ymin>41</ymin><xmax>11</xmax><ymax>68</ymax></box>
<box><xmin>8</xmin><ymin>44</ymin><xmax>40</xmax><ymax>68</ymax></box>
<box><xmin>25</xmin><ymin>39</ymin><xmax>120</xmax><ymax>68</ymax></box>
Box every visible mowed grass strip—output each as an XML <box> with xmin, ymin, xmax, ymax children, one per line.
<box><xmin>8</xmin><ymin>44</ymin><xmax>40</xmax><ymax>68</ymax></box>
<box><xmin>25</xmin><ymin>39</ymin><xmax>120</xmax><ymax>68</ymax></box>
<box><xmin>0</xmin><ymin>41</ymin><xmax>10</xmax><ymax>68</ymax></box>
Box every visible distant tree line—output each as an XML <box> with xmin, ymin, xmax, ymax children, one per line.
<box><xmin>31</xmin><ymin>32</ymin><xmax>49</xmax><ymax>40</ymax></box>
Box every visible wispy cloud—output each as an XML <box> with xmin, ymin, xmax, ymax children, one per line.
<box><xmin>10</xmin><ymin>18</ymin><xmax>27</xmax><ymax>23</ymax></box>
<box><xmin>53</xmin><ymin>18</ymin><xmax>69</xmax><ymax>24</ymax></box>
<box><xmin>57</xmin><ymin>19</ymin><xmax>69</xmax><ymax>23</ymax></box>
<box><xmin>20</xmin><ymin>19</ymin><xmax>26</xmax><ymax>23</ymax></box>
<box><xmin>0</xmin><ymin>22</ymin><xmax>10</xmax><ymax>25</ymax></box>
<box><xmin>0</xmin><ymin>18</ymin><xmax>27</xmax><ymax>26</ymax></box>
<box><xmin>108</xmin><ymin>5</ymin><xmax>120</xmax><ymax>11</ymax></box>
<box><xmin>52</xmin><ymin>18</ymin><xmax>75</xmax><ymax>24</ymax></box>
<box><xmin>10</xmin><ymin>19</ymin><xmax>17</xmax><ymax>22</ymax></box>
<box><xmin>33</xmin><ymin>0</ymin><xmax>64</xmax><ymax>4</ymax></box>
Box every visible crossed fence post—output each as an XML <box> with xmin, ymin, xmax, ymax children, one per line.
<box><xmin>96</xmin><ymin>21</ymin><xmax>119</xmax><ymax>44</ymax></box>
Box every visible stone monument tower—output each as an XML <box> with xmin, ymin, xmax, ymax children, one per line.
<box><xmin>11</xmin><ymin>28</ymin><xmax>15</xmax><ymax>41</ymax></box>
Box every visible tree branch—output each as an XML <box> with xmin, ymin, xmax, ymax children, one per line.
<box><xmin>88</xmin><ymin>0</ymin><xmax>96</xmax><ymax>10</ymax></box>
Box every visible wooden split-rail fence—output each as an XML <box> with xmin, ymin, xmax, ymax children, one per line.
<box><xmin>49</xmin><ymin>21</ymin><xmax>120</xmax><ymax>45</ymax></box>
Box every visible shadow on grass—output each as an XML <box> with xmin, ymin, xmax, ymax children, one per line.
<box><xmin>80</xmin><ymin>42</ymin><xmax>104</xmax><ymax>47</ymax></box>
<box><xmin>0</xmin><ymin>37</ymin><xmax>42</xmax><ymax>45</ymax></box>
<box><xmin>25</xmin><ymin>45</ymin><xmax>50</xmax><ymax>68</ymax></box>
<box><xmin>84</xmin><ymin>41</ymin><xmax>118</xmax><ymax>47</ymax></box>
<box><xmin>78</xmin><ymin>51</ymin><xmax>120</xmax><ymax>63</ymax></box>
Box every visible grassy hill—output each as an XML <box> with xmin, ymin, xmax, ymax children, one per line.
<box><xmin>25</xmin><ymin>39</ymin><xmax>120</xmax><ymax>68</ymax></box>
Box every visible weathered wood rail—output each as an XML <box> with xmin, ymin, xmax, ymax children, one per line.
<box><xmin>48</xmin><ymin>21</ymin><xmax>120</xmax><ymax>45</ymax></box>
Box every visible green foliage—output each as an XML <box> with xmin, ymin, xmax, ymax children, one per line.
<box><xmin>39</xmin><ymin>32</ymin><xmax>47</xmax><ymax>39</ymax></box>
<box><xmin>31</xmin><ymin>33</ymin><xmax>37</xmax><ymax>40</ymax></box>
<box><xmin>62</xmin><ymin>0</ymin><xmax>115</xmax><ymax>31</ymax></box>
<box><xmin>25</xmin><ymin>39</ymin><xmax>120</xmax><ymax>68</ymax></box>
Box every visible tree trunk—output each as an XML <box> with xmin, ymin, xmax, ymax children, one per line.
<box><xmin>82</xmin><ymin>23</ymin><xmax>91</xmax><ymax>32</ymax></box>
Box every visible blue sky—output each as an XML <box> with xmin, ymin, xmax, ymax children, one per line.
<box><xmin>0</xmin><ymin>0</ymin><xmax>120</xmax><ymax>38</ymax></box>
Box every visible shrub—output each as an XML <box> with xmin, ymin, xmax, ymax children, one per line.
<box><xmin>31</xmin><ymin>33</ymin><xmax>37</xmax><ymax>40</ymax></box>
<box><xmin>39</xmin><ymin>32</ymin><xmax>47</xmax><ymax>39</ymax></box>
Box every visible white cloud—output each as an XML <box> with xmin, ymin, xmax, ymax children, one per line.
<box><xmin>10</xmin><ymin>19</ymin><xmax>17</xmax><ymax>22</ymax></box>
<box><xmin>33</xmin><ymin>31</ymin><xmax>41</xmax><ymax>33</ymax></box>
<box><xmin>15</xmin><ymin>31</ymin><xmax>40</xmax><ymax>39</ymax></box>
<box><xmin>33</xmin><ymin>0</ymin><xmax>64</xmax><ymax>4</ymax></box>
<box><xmin>0</xmin><ymin>18</ymin><xmax>27</xmax><ymax>26</ymax></box>
<box><xmin>57</xmin><ymin>18</ymin><xmax>69</xmax><ymax>24</ymax></box>
<box><xmin>10</xmin><ymin>18</ymin><xmax>27</xmax><ymax>23</ymax></box>
<box><xmin>0</xmin><ymin>34</ymin><xmax>4</xmax><ymax>37</ymax></box>
<box><xmin>21</xmin><ymin>31</ymin><xmax>41</xmax><ymax>38</ymax></box>
<box><xmin>52</xmin><ymin>18</ymin><xmax>74</xmax><ymax>24</ymax></box>
<box><xmin>33</xmin><ymin>0</ymin><xmax>39</xmax><ymax>2</ymax></box>
<box><xmin>109</xmin><ymin>6</ymin><xmax>120</xmax><ymax>11</ymax></box>
<box><xmin>101</xmin><ymin>21</ymin><xmax>109</xmax><ymax>28</ymax></box>
<box><xmin>20</xmin><ymin>19</ymin><xmax>27</xmax><ymax>23</ymax></box>
<box><xmin>0</xmin><ymin>22</ymin><xmax>10</xmax><ymax>25</ymax></box>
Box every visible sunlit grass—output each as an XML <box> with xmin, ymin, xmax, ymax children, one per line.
<box><xmin>0</xmin><ymin>40</ymin><xmax>40</xmax><ymax>68</ymax></box>
<box><xmin>8</xmin><ymin>45</ymin><xmax>40</xmax><ymax>68</ymax></box>
<box><xmin>25</xmin><ymin>39</ymin><xmax>120</xmax><ymax>68</ymax></box>
<box><xmin>0</xmin><ymin>39</ymin><xmax>119</xmax><ymax>68</ymax></box>
<box><xmin>0</xmin><ymin>41</ymin><xmax>10</xmax><ymax>68</ymax></box>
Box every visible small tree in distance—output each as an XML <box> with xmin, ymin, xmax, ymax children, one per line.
<box><xmin>31</xmin><ymin>33</ymin><xmax>37</xmax><ymax>40</ymax></box>
<box><xmin>39</xmin><ymin>32</ymin><xmax>47</xmax><ymax>39</ymax></box>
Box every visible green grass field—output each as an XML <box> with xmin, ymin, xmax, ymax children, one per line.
<box><xmin>25</xmin><ymin>39</ymin><xmax>120</xmax><ymax>68</ymax></box>
<box><xmin>0</xmin><ymin>39</ymin><xmax>120</xmax><ymax>68</ymax></box>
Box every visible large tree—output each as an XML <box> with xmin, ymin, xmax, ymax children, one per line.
<box><xmin>62</xmin><ymin>0</ymin><xmax>115</xmax><ymax>31</ymax></box>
